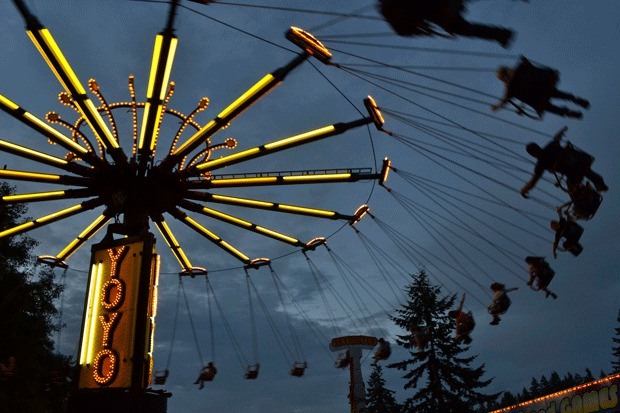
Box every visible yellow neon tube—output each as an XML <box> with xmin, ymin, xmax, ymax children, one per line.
<box><xmin>195</xmin><ymin>125</ymin><xmax>337</xmax><ymax>173</ymax></box>
<box><xmin>0</xmin><ymin>203</ymin><xmax>87</xmax><ymax>239</ymax></box>
<box><xmin>195</xmin><ymin>147</ymin><xmax>261</xmax><ymax>171</ymax></box>
<box><xmin>58</xmin><ymin>238</ymin><xmax>81</xmax><ymax>259</ymax></box>
<box><xmin>87</xmin><ymin>263</ymin><xmax>105</xmax><ymax>363</ymax></box>
<box><xmin>282</xmin><ymin>173</ymin><xmax>352</xmax><ymax>182</ymax></box>
<box><xmin>218</xmin><ymin>240</ymin><xmax>250</xmax><ymax>263</ymax></box>
<box><xmin>139</xmin><ymin>34</ymin><xmax>178</xmax><ymax>151</ymax></box>
<box><xmin>57</xmin><ymin>215</ymin><xmax>110</xmax><ymax>260</ymax></box>
<box><xmin>27</xmin><ymin>29</ymin><xmax>118</xmax><ymax>150</ymax></box>
<box><xmin>254</xmin><ymin>226</ymin><xmax>300</xmax><ymax>244</ymax></box>
<box><xmin>27</xmin><ymin>29</ymin><xmax>86</xmax><ymax>95</ymax></box>
<box><xmin>173</xmin><ymin>120</ymin><xmax>217</xmax><ymax>157</ymax></box>
<box><xmin>0</xmin><ymin>139</ymin><xmax>68</xmax><ymax>166</ymax></box>
<box><xmin>209</xmin><ymin>177</ymin><xmax>278</xmax><ymax>186</ymax></box>
<box><xmin>22</xmin><ymin>112</ymin><xmax>90</xmax><ymax>155</ymax></box>
<box><xmin>154</xmin><ymin>220</ymin><xmax>192</xmax><ymax>269</ymax></box>
<box><xmin>80</xmin><ymin>263</ymin><xmax>99</xmax><ymax>365</ymax></box>
<box><xmin>188</xmin><ymin>205</ymin><xmax>301</xmax><ymax>245</ymax></box>
<box><xmin>79</xmin><ymin>215</ymin><xmax>110</xmax><ymax>238</ymax></box>
<box><xmin>37</xmin><ymin>204</ymin><xmax>83</xmax><ymax>224</ymax></box>
<box><xmin>205</xmin><ymin>194</ymin><xmax>337</xmax><ymax>218</ymax></box>
<box><xmin>0</xmin><ymin>222</ymin><xmax>35</xmax><ymax>238</ymax></box>
<box><xmin>263</xmin><ymin>125</ymin><xmax>336</xmax><ymax>150</ymax></box>
<box><xmin>2</xmin><ymin>190</ymin><xmax>66</xmax><ymax>203</ymax></box>
<box><xmin>206</xmin><ymin>173</ymin><xmax>354</xmax><ymax>187</ymax></box>
<box><xmin>0</xmin><ymin>96</ymin><xmax>89</xmax><ymax>154</ymax></box>
<box><xmin>181</xmin><ymin>216</ymin><xmax>249</xmax><ymax>263</ymax></box>
<box><xmin>173</xmin><ymin>74</ymin><xmax>279</xmax><ymax>160</ymax></box>
<box><xmin>217</xmin><ymin>74</ymin><xmax>277</xmax><ymax>119</ymax></box>
<box><xmin>184</xmin><ymin>216</ymin><xmax>219</xmax><ymax>241</ymax></box>
<box><xmin>211</xmin><ymin>194</ymin><xmax>272</xmax><ymax>208</ymax></box>
<box><xmin>146</xmin><ymin>36</ymin><xmax>163</xmax><ymax>98</ymax></box>
<box><xmin>200</xmin><ymin>207</ymin><xmax>252</xmax><ymax>228</ymax></box>
<box><xmin>276</xmin><ymin>204</ymin><xmax>336</xmax><ymax>217</ymax></box>
<box><xmin>0</xmin><ymin>170</ymin><xmax>60</xmax><ymax>182</ymax></box>
<box><xmin>0</xmin><ymin>94</ymin><xmax>19</xmax><ymax>110</ymax></box>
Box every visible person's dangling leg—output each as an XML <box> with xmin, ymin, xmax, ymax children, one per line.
<box><xmin>545</xmin><ymin>103</ymin><xmax>583</xmax><ymax>119</ymax></box>
<box><xmin>551</xmin><ymin>89</ymin><xmax>590</xmax><ymax>108</ymax></box>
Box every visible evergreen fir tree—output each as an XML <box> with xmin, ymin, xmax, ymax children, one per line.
<box><xmin>365</xmin><ymin>365</ymin><xmax>400</xmax><ymax>413</ymax></box>
<box><xmin>540</xmin><ymin>375</ymin><xmax>551</xmax><ymax>396</ymax></box>
<box><xmin>0</xmin><ymin>183</ymin><xmax>68</xmax><ymax>412</ymax></box>
<box><xmin>612</xmin><ymin>309</ymin><xmax>620</xmax><ymax>373</ymax></box>
<box><xmin>388</xmin><ymin>270</ymin><xmax>498</xmax><ymax>413</ymax></box>
<box><xmin>548</xmin><ymin>371</ymin><xmax>562</xmax><ymax>393</ymax></box>
<box><xmin>529</xmin><ymin>377</ymin><xmax>540</xmax><ymax>397</ymax></box>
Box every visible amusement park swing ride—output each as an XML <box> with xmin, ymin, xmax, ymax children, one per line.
<box><xmin>0</xmin><ymin>0</ymin><xmax>392</xmax><ymax>410</ymax></box>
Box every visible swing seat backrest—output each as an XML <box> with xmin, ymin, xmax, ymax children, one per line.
<box><xmin>204</xmin><ymin>369</ymin><xmax>216</xmax><ymax>381</ymax></box>
<box><xmin>557</xmin><ymin>143</ymin><xmax>594</xmax><ymax>182</ymax></box>
<box><xmin>536</xmin><ymin>267</ymin><xmax>555</xmax><ymax>290</ymax></box>
<box><xmin>493</xmin><ymin>294</ymin><xmax>511</xmax><ymax>314</ymax></box>
<box><xmin>457</xmin><ymin>312</ymin><xmax>475</xmax><ymax>333</ymax></box>
<box><xmin>154</xmin><ymin>370</ymin><xmax>168</xmax><ymax>385</ymax></box>
<box><xmin>378</xmin><ymin>0</ymin><xmax>437</xmax><ymax>36</ymax></box>
<box><xmin>290</xmin><ymin>367</ymin><xmax>306</xmax><ymax>377</ymax></box>
<box><xmin>509</xmin><ymin>57</ymin><xmax>559</xmax><ymax>114</ymax></box>
<box><xmin>571</xmin><ymin>186</ymin><xmax>602</xmax><ymax>220</ymax></box>
<box><xmin>564</xmin><ymin>221</ymin><xmax>584</xmax><ymax>242</ymax></box>
<box><xmin>245</xmin><ymin>365</ymin><xmax>259</xmax><ymax>380</ymax></box>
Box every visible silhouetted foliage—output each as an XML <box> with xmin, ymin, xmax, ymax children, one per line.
<box><xmin>612</xmin><ymin>309</ymin><xmax>620</xmax><ymax>373</ymax></box>
<box><xmin>487</xmin><ymin>368</ymin><xmax>607</xmax><ymax>410</ymax></box>
<box><xmin>365</xmin><ymin>365</ymin><xmax>400</xmax><ymax>413</ymax></box>
<box><xmin>388</xmin><ymin>270</ymin><xmax>497</xmax><ymax>413</ymax></box>
<box><xmin>0</xmin><ymin>182</ymin><xmax>70</xmax><ymax>412</ymax></box>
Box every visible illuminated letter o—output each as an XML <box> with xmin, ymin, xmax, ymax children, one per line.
<box><xmin>93</xmin><ymin>349</ymin><xmax>119</xmax><ymax>385</ymax></box>
<box><xmin>101</xmin><ymin>278</ymin><xmax>125</xmax><ymax>310</ymax></box>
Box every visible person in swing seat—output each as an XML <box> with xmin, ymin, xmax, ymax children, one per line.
<box><xmin>551</xmin><ymin>217</ymin><xmax>584</xmax><ymax>258</ymax></box>
<box><xmin>564</xmin><ymin>182</ymin><xmax>603</xmax><ymax>220</ymax></box>
<box><xmin>378</xmin><ymin>0</ymin><xmax>513</xmax><ymax>47</ymax></box>
<box><xmin>194</xmin><ymin>362</ymin><xmax>217</xmax><ymax>389</ymax></box>
<box><xmin>371</xmin><ymin>338</ymin><xmax>392</xmax><ymax>366</ymax></box>
<box><xmin>520</xmin><ymin>127</ymin><xmax>608</xmax><ymax>198</ymax></box>
<box><xmin>492</xmin><ymin>56</ymin><xmax>590</xmax><ymax>119</ymax></box>
<box><xmin>525</xmin><ymin>256</ymin><xmax>557</xmax><ymax>299</ymax></box>
<box><xmin>488</xmin><ymin>283</ymin><xmax>517</xmax><ymax>325</ymax></box>
<box><xmin>448</xmin><ymin>294</ymin><xmax>475</xmax><ymax>344</ymax></box>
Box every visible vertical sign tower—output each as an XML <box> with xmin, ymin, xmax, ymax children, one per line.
<box><xmin>69</xmin><ymin>233</ymin><xmax>167</xmax><ymax>412</ymax></box>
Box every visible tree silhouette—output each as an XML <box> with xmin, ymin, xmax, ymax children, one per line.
<box><xmin>0</xmin><ymin>182</ymin><xmax>69</xmax><ymax>412</ymax></box>
<box><xmin>388</xmin><ymin>270</ymin><xmax>497</xmax><ymax>413</ymax></box>
<box><xmin>366</xmin><ymin>365</ymin><xmax>400</xmax><ymax>413</ymax></box>
<box><xmin>612</xmin><ymin>309</ymin><xmax>620</xmax><ymax>373</ymax></box>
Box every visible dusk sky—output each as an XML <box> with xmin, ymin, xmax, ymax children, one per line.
<box><xmin>0</xmin><ymin>1</ymin><xmax>619</xmax><ymax>412</ymax></box>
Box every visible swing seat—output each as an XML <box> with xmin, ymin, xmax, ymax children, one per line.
<box><xmin>373</xmin><ymin>345</ymin><xmax>392</xmax><ymax>362</ymax></box>
<box><xmin>378</xmin><ymin>0</ymin><xmax>437</xmax><ymax>37</ymax></box>
<box><xmin>557</xmin><ymin>143</ymin><xmax>594</xmax><ymax>185</ymax></box>
<box><xmin>570</xmin><ymin>185</ymin><xmax>602</xmax><ymax>220</ymax></box>
<box><xmin>245</xmin><ymin>364</ymin><xmax>260</xmax><ymax>380</ymax></box>
<box><xmin>456</xmin><ymin>313</ymin><xmax>475</xmax><ymax>335</ymax></box>
<box><xmin>535</xmin><ymin>267</ymin><xmax>555</xmax><ymax>291</ymax></box>
<box><xmin>509</xmin><ymin>57</ymin><xmax>559</xmax><ymax>116</ymax></box>
<box><xmin>154</xmin><ymin>369</ymin><xmax>169</xmax><ymax>385</ymax></box>
<box><xmin>290</xmin><ymin>362</ymin><xmax>307</xmax><ymax>377</ymax></box>
<box><xmin>202</xmin><ymin>368</ymin><xmax>217</xmax><ymax>382</ymax></box>
<box><xmin>563</xmin><ymin>241</ymin><xmax>583</xmax><ymax>257</ymax></box>
<box><xmin>488</xmin><ymin>295</ymin><xmax>511</xmax><ymax>315</ymax></box>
